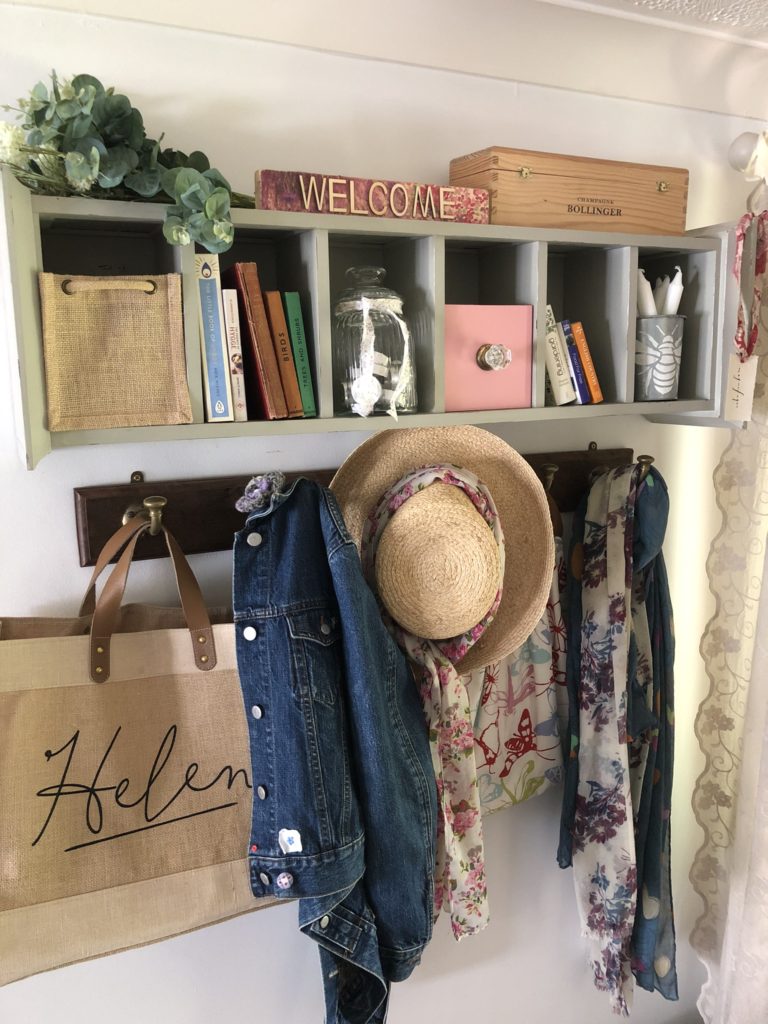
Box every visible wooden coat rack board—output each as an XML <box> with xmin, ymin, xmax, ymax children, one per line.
<box><xmin>74</xmin><ymin>444</ymin><xmax>637</xmax><ymax>566</ymax></box>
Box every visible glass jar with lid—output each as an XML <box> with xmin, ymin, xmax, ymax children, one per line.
<box><xmin>332</xmin><ymin>266</ymin><xmax>418</xmax><ymax>417</ymax></box>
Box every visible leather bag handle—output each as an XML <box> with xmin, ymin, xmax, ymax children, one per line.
<box><xmin>78</xmin><ymin>514</ymin><xmax>150</xmax><ymax>617</ymax></box>
<box><xmin>86</xmin><ymin>520</ymin><xmax>216</xmax><ymax>682</ymax></box>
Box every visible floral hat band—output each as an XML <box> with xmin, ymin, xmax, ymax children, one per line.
<box><xmin>361</xmin><ymin>464</ymin><xmax>504</xmax><ymax>652</ymax></box>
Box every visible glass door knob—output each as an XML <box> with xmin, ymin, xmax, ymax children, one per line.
<box><xmin>476</xmin><ymin>344</ymin><xmax>513</xmax><ymax>371</ymax></box>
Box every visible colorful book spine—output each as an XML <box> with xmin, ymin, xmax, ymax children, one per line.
<box><xmin>221</xmin><ymin>289</ymin><xmax>248</xmax><ymax>422</ymax></box>
<box><xmin>194</xmin><ymin>254</ymin><xmax>234</xmax><ymax>422</ymax></box>
<box><xmin>558</xmin><ymin>319</ymin><xmax>591</xmax><ymax>405</ymax></box>
<box><xmin>264</xmin><ymin>291</ymin><xmax>303</xmax><ymax>418</ymax></box>
<box><xmin>255</xmin><ymin>169</ymin><xmax>490</xmax><ymax>224</ymax></box>
<box><xmin>283</xmin><ymin>291</ymin><xmax>317</xmax><ymax>417</ymax></box>
<box><xmin>221</xmin><ymin>263</ymin><xmax>288</xmax><ymax>421</ymax></box>
<box><xmin>543</xmin><ymin>304</ymin><xmax>577</xmax><ymax>405</ymax></box>
<box><xmin>570</xmin><ymin>321</ymin><xmax>604</xmax><ymax>404</ymax></box>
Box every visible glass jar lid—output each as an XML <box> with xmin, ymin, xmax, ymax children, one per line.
<box><xmin>334</xmin><ymin>266</ymin><xmax>401</xmax><ymax>308</ymax></box>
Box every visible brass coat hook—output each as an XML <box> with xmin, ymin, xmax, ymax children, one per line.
<box><xmin>540</xmin><ymin>462</ymin><xmax>559</xmax><ymax>493</ymax></box>
<box><xmin>122</xmin><ymin>494</ymin><xmax>167</xmax><ymax>535</ymax></box>
<box><xmin>637</xmin><ymin>454</ymin><xmax>655</xmax><ymax>482</ymax></box>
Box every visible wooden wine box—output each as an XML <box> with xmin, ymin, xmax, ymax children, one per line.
<box><xmin>449</xmin><ymin>147</ymin><xmax>689</xmax><ymax>235</ymax></box>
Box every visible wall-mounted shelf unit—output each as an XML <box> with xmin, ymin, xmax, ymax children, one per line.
<box><xmin>0</xmin><ymin>167</ymin><xmax>728</xmax><ymax>469</ymax></box>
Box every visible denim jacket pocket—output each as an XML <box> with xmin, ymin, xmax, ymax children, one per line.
<box><xmin>287</xmin><ymin>607</ymin><xmax>342</xmax><ymax>707</ymax></box>
<box><xmin>287</xmin><ymin>606</ymin><xmax>355</xmax><ymax>846</ymax></box>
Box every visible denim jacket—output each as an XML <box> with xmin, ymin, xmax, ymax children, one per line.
<box><xmin>233</xmin><ymin>477</ymin><xmax>436</xmax><ymax>1023</ymax></box>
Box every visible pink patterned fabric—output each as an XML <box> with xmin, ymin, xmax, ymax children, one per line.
<box><xmin>360</xmin><ymin>464</ymin><xmax>504</xmax><ymax>939</ymax></box>
<box><xmin>733</xmin><ymin>210</ymin><xmax>768</xmax><ymax>362</ymax></box>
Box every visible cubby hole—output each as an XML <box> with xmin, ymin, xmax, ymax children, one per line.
<box><xmin>328</xmin><ymin>233</ymin><xmax>435</xmax><ymax>414</ymax></box>
<box><xmin>199</xmin><ymin>226</ymin><xmax>320</xmax><ymax>419</ymax></box>
<box><xmin>39</xmin><ymin>215</ymin><xmax>176</xmax><ymax>276</ymax></box>
<box><xmin>444</xmin><ymin>240</ymin><xmax>539</xmax><ymax>306</ymax></box>
<box><xmin>443</xmin><ymin>240</ymin><xmax>539</xmax><ymax>412</ymax></box>
<box><xmin>638</xmin><ymin>247</ymin><xmax>716</xmax><ymax>401</ymax></box>
<box><xmin>37</xmin><ymin>215</ymin><xmax>190</xmax><ymax>430</ymax></box>
<box><xmin>546</xmin><ymin>244</ymin><xmax>632</xmax><ymax>404</ymax></box>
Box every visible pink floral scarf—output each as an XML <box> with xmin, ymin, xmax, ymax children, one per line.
<box><xmin>360</xmin><ymin>465</ymin><xmax>504</xmax><ymax>939</ymax></box>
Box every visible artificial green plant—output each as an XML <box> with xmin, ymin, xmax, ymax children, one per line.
<box><xmin>0</xmin><ymin>71</ymin><xmax>253</xmax><ymax>253</ymax></box>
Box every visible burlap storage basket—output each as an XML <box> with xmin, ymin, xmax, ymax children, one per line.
<box><xmin>39</xmin><ymin>273</ymin><xmax>193</xmax><ymax>431</ymax></box>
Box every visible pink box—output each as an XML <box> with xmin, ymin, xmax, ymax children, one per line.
<box><xmin>444</xmin><ymin>305</ymin><xmax>533</xmax><ymax>412</ymax></box>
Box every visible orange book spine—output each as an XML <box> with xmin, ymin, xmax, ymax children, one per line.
<box><xmin>264</xmin><ymin>291</ymin><xmax>303</xmax><ymax>418</ymax></box>
<box><xmin>570</xmin><ymin>321</ymin><xmax>604</xmax><ymax>404</ymax></box>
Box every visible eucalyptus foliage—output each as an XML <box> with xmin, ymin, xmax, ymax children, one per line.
<box><xmin>0</xmin><ymin>71</ymin><xmax>252</xmax><ymax>253</ymax></box>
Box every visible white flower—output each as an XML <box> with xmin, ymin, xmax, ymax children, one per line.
<box><xmin>0</xmin><ymin>122</ymin><xmax>28</xmax><ymax>167</ymax></box>
<box><xmin>212</xmin><ymin>218</ymin><xmax>234</xmax><ymax>244</ymax></box>
<box><xmin>69</xmin><ymin>172</ymin><xmax>97</xmax><ymax>193</ymax></box>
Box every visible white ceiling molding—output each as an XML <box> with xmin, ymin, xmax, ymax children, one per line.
<box><xmin>538</xmin><ymin>0</ymin><xmax>768</xmax><ymax>48</ymax></box>
<box><xmin>2</xmin><ymin>0</ymin><xmax>767</xmax><ymax>119</ymax></box>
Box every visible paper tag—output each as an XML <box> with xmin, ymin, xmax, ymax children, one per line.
<box><xmin>278</xmin><ymin>828</ymin><xmax>303</xmax><ymax>854</ymax></box>
<box><xmin>724</xmin><ymin>353</ymin><xmax>758</xmax><ymax>422</ymax></box>
<box><xmin>372</xmin><ymin>351</ymin><xmax>390</xmax><ymax>377</ymax></box>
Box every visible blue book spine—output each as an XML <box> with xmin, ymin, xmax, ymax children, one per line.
<box><xmin>195</xmin><ymin>254</ymin><xmax>234</xmax><ymax>422</ymax></box>
<box><xmin>559</xmin><ymin>319</ymin><xmax>591</xmax><ymax>405</ymax></box>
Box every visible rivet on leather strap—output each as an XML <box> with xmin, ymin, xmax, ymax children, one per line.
<box><xmin>192</xmin><ymin>626</ymin><xmax>216</xmax><ymax>670</ymax></box>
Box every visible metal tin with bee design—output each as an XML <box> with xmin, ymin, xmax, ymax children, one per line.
<box><xmin>635</xmin><ymin>315</ymin><xmax>685</xmax><ymax>401</ymax></box>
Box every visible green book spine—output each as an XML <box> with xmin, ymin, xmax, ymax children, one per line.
<box><xmin>283</xmin><ymin>291</ymin><xmax>317</xmax><ymax>417</ymax></box>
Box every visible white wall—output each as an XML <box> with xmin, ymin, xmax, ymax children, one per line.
<box><xmin>0</xmin><ymin>5</ymin><xmax>757</xmax><ymax>1023</ymax></box>
<box><xmin>8</xmin><ymin>0</ymin><xmax>768</xmax><ymax>118</ymax></box>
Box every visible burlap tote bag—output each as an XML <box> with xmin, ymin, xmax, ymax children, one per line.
<box><xmin>0</xmin><ymin>514</ymin><xmax>272</xmax><ymax>987</ymax></box>
<box><xmin>38</xmin><ymin>273</ymin><xmax>193</xmax><ymax>431</ymax></box>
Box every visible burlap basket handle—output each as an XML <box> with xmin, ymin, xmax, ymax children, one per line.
<box><xmin>88</xmin><ymin>521</ymin><xmax>216</xmax><ymax>683</ymax></box>
<box><xmin>60</xmin><ymin>278</ymin><xmax>157</xmax><ymax>295</ymax></box>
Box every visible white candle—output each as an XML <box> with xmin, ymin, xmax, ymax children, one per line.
<box><xmin>653</xmin><ymin>275</ymin><xmax>670</xmax><ymax>315</ymax></box>
<box><xmin>637</xmin><ymin>269</ymin><xmax>657</xmax><ymax>316</ymax></box>
<box><xmin>661</xmin><ymin>265</ymin><xmax>684</xmax><ymax>315</ymax></box>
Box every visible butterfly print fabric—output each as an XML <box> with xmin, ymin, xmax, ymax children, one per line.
<box><xmin>464</xmin><ymin>538</ymin><xmax>565</xmax><ymax>814</ymax></box>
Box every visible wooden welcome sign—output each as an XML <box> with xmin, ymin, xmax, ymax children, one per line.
<box><xmin>256</xmin><ymin>168</ymin><xmax>490</xmax><ymax>223</ymax></box>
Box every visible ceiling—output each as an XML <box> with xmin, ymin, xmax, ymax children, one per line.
<box><xmin>540</xmin><ymin>0</ymin><xmax>768</xmax><ymax>47</ymax></box>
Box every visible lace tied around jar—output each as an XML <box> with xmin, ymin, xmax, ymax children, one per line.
<box><xmin>334</xmin><ymin>294</ymin><xmax>414</xmax><ymax>419</ymax></box>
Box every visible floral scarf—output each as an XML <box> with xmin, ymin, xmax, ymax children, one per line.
<box><xmin>560</xmin><ymin>465</ymin><xmax>677</xmax><ymax>1014</ymax></box>
<box><xmin>571</xmin><ymin>465</ymin><xmax>638</xmax><ymax>1015</ymax></box>
<box><xmin>360</xmin><ymin>465</ymin><xmax>504</xmax><ymax>940</ymax></box>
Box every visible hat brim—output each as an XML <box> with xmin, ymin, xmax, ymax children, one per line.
<box><xmin>330</xmin><ymin>425</ymin><xmax>555</xmax><ymax>674</ymax></box>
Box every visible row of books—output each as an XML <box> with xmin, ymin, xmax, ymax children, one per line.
<box><xmin>194</xmin><ymin>254</ymin><xmax>317</xmax><ymax>423</ymax></box>
<box><xmin>543</xmin><ymin>304</ymin><xmax>604</xmax><ymax>406</ymax></box>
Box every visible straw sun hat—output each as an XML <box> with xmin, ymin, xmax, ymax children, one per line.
<box><xmin>330</xmin><ymin>425</ymin><xmax>555</xmax><ymax>674</ymax></box>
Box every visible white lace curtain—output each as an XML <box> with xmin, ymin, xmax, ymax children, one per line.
<box><xmin>690</xmin><ymin>245</ymin><xmax>768</xmax><ymax>1022</ymax></box>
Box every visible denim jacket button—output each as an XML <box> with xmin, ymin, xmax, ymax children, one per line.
<box><xmin>319</xmin><ymin>915</ymin><xmax>330</xmax><ymax>929</ymax></box>
<box><xmin>257</xmin><ymin>785</ymin><xmax>268</xmax><ymax>800</ymax></box>
<box><xmin>246</xmin><ymin>532</ymin><xmax>263</xmax><ymax>547</ymax></box>
<box><xmin>259</xmin><ymin>871</ymin><xmax>271</xmax><ymax>886</ymax></box>
<box><xmin>243</xmin><ymin>625</ymin><xmax>257</xmax><ymax>641</ymax></box>
<box><xmin>320</xmin><ymin>622</ymin><xmax>332</xmax><ymax>635</ymax></box>
<box><xmin>251</xmin><ymin>704</ymin><xmax>264</xmax><ymax>720</ymax></box>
